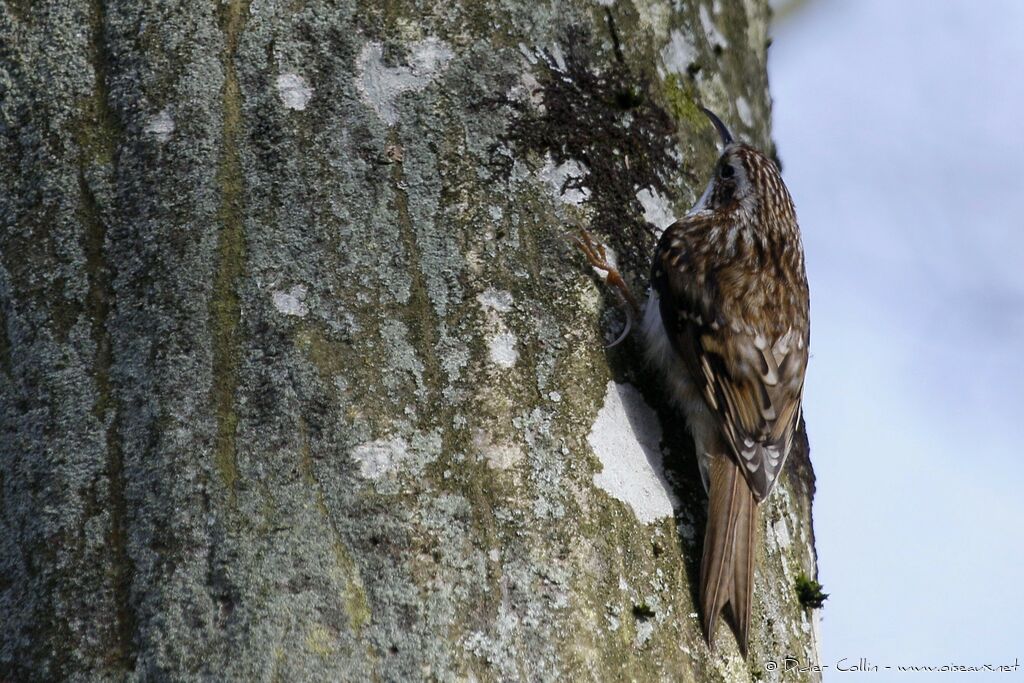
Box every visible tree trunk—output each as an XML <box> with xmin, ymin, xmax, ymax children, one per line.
<box><xmin>0</xmin><ymin>1</ymin><xmax>820</xmax><ymax>680</ymax></box>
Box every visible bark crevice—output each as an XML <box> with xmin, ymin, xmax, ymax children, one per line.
<box><xmin>210</xmin><ymin>0</ymin><xmax>251</xmax><ymax>499</ymax></box>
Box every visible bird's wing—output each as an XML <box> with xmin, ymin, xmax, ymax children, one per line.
<box><xmin>652</xmin><ymin>217</ymin><xmax>807</xmax><ymax>501</ymax></box>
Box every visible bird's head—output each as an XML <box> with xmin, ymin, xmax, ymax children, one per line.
<box><xmin>697</xmin><ymin>108</ymin><xmax>795</xmax><ymax>227</ymax></box>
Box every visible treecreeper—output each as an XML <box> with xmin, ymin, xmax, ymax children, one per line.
<box><xmin>579</xmin><ymin>108</ymin><xmax>810</xmax><ymax>656</ymax></box>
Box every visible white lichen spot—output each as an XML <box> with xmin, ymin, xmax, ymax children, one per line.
<box><xmin>271</xmin><ymin>285</ymin><xmax>308</xmax><ymax>317</ymax></box>
<box><xmin>548</xmin><ymin>391</ymin><xmax>562</xmax><ymax>403</ymax></box>
<box><xmin>488</xmin><ymin>205</ymin><xmax>504</xmax><ymax>221</ymax></box>
<box><xmin>488</xmin><ymin>331</ymin><xmax>518</xmax><ymax>368</ymax></box>
<box><xmin>538</xmin><ymin>155</ymin><xmax>591</xmax><ymax>206</ymax></box>
<box><xmin>473</xmin><ymin>428</ymin><xmax>524</xmax><ymax>470</ymax></box>
<box><xmin>699</xmin><ymin>4</ymin><xmax>729</xmax><ymax>49</ymax></box>
<box><xmin>547</xmin><ymin>43</ymin><xmax>568</xmax><ymax>72</ymax></box>
<box><xmin>381</xmin><ymin>319</ymin><xmax>425</xmax><ymax>395</ymax></box>
<box><xmin>635</xmin><ymin>620</ymin><xmax>655</xmax><ymax>647</ymax></box>
<box><xmin>144</xmin><ymin>109</ymin><xmax>175</xmax><ymax>142</ymax></box>
<box><xmin>742</xmin><ymin>0</ymin><xmax>768</xmax><ymax>53</ymax></box>
<box><xmin>357</xmin><ymin>38</ymin><xmax>454</xmax><ymax>126</ymax></box>
<box><xmin>605</xmin><ymin>613</ymin><xmax>620</xmax><ymax>631</ymax></box>
<box><xmin>351</xmin><ymin>437</ymin><xmax>410</xmax><ymax>479</ymax></box>
<box><xmin>661</xmin><ymin>29</ymin><xmax>697</xmax><ymax>75</ymax></box>
<box><xmin>772</xmin><ymin>516</ymin><xmax>791</xmax><ymax>548</ymax></box>
<box><xmin>439</xmin><ymin>334</ymin><xmax>470</xmax><ymax>385</ymax></box>
<box><xmin>276</xmin><ymin>73</ymin><xmax>313</xmax><ymax>111</ymax></box>
<box><xmin>515</xmin><ymin>71</ymin><xmax>545</xmax><ymax>111</ymax></box>
<box><xmin>488</xmin><ymin>548</ymin><xmax>501</xmax><ymax>563</ymax></box>
<box><xmin>634</xmin><ymin>1</ymin><xmax>670</xmax><ymax>32</ymax></box>
<box><xmin>477</xmin><ymin>288</ymin><xmax>513</xmax><ymax>313</ymax></box>
<box><xmin>735</xmin><ymin>95</ymin><xmax>753</xmax><ymax>127</ymax></box>
<box><xmin>517</xmin><ymin>42</ymin><xmax>538</xmax><ymax>65</ymax></box>
<box><xmin>636</xmin><ymin>187</ymin><xmax>677</xmax><ymax>233</ymax></box>
<box><xmin>589</xmin><ymin>382</ymin><xmax>678</xmax><ymax>523</ymax></box>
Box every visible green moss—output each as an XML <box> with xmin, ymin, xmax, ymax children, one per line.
<box><xmin>77</xmin><ymin>1</ymin><xmax>136</xmax><ymax>670</ymax></box>
<box><xmin>295</xmin><ymin>326</ymin><xmax>346</xmax><ymax>379</ymax></box>
<box><xmin>1</xmin><ymin>0</ymin><xmax>815</xmax><ymax>676</ymax></box>
<box><xmin>661</xmin><ymin>73</ymin><xmax>705</xmax><ymax>128</ymax></box>
<box><xmin>4</xmin><ymin>0</ymin><xmax>34</xmax><ymax>22</ymax></box>
<box><xmin>210</xmin><ymin>0</ymin><xmax>251</xmax><ymax>498</ymax></box>
<box><xmin>305</xmin><ymin>624</ymin><xmax>338</xmax><ymax>657</ymax></box>
<box><xmin>794</xmin><ymin>572</ymin><xmax>828</xmax><ymax>609</ymax></box>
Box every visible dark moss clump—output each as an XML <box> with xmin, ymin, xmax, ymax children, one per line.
<box><xmin>794</xmin><ymin>573</ymin><xmax>828</xmax><ymax>609</ymax></box>
<box><xmin>506</xmin><ymin>23</ymin><xmax>681</xmax><ymax>276</ymax></box>
<box><xmin>632</xmin><ymin>603</ymin><xmax>656</xmax><ymax>621</ymax></box>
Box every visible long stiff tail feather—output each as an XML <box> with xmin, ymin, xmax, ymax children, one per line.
<box><xmin>700</xmin><ymin>456</ymin><xmax>759</xmax><ymax>656</ymax></box>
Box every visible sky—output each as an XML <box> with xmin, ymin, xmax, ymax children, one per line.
<box><xmin>769</xmin><ymin>0</ymin><xmax>1024</xmax><ymax>674</ymax></box>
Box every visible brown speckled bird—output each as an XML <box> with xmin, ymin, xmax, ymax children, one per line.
<box><xmin>642</xmin><ymin>109</ymin><xmax>810</xmax><ymax>655</ymax></box>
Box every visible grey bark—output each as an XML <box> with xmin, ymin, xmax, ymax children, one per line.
<box><xmin>0</xmin><ymin>1</ymin><xmax>821</xmax><ymax>681</ymax></box>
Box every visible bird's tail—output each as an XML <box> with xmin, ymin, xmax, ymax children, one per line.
<box><xmin>700</xmin><ymin>456</ymin><xmax>759</xmax><ymax>656</ymax></box>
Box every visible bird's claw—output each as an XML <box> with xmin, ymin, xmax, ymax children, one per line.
<box><xmin>573</xmin><ymin>229</ymin><xmax>640</xmax><ymax>347</ymax></box>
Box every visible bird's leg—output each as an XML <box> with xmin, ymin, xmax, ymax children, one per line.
<box><xmin>573</xmin><ymin>229</ymin><xmax>641</xmax><ymax>347</ymax></box>
<box><xmin>574</xmin><ymin>230</ymin><xmax>640</xmax><ymax>313</ymax></box>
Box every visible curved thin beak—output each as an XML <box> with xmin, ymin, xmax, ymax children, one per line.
<box><xmin>700</xmin><ymin>107</ymin><xmax>734</xmax><ymax>146</ymax></box>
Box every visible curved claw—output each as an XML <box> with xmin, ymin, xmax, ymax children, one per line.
<box><xmin>573</xmin><ymin>228</ymin><xmax>641</xmax><ymax>347</ymax></box>
<box><xmin>605</xmin><ymin>306</ymin><xmax>633</xmax><ymax>349</ymax></box>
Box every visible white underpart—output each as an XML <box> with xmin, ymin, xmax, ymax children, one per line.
<box><xmin>357</xmin><ymin>38</ymin><xmax>454</xmax><ymax>125</ymax></box>
<box><xmin>588</xmin><ymin>381</ymin><xmax>678</xmax><ymax>524</ymax></box>
<box><xmin>144</xmin><ymin>109</ymin><xmax>175</xmax><ymax>142</ymax></box>
<box><xmin>276</xmin><ymin>73</ymin><xmax>313</xmax><ymax>111</ymax></box>
<box><xmin>641</xmin><ymin>292</ymin><xmax>718</xmax><ymax>491</ymax></box>
<box><xmin>688</xmin><ymin>176</ymin><xmax>716</xmax><ymax>216</ymax></box>
<box><xmin>272</xmin><ymin>285</ymin><xmax>309</xmax><ymax>317</ymax></box>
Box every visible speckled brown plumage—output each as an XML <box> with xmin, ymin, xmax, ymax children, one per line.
<box><xmin>644</xmin><ymin>110</ymin><xmax>810</xmax><ymax>656</ymax></box>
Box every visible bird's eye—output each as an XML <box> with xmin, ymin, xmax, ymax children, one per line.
<box><xmin>719</xmin><ymin>163</ymin><xmax>735</xmax><ymax>179</ymax></box>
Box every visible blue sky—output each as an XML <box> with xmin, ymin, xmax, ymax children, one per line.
<box><xmin>769</xmin><ymin>0</ymin><xmax>1024</xmax><ymax>673</ymax></box>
